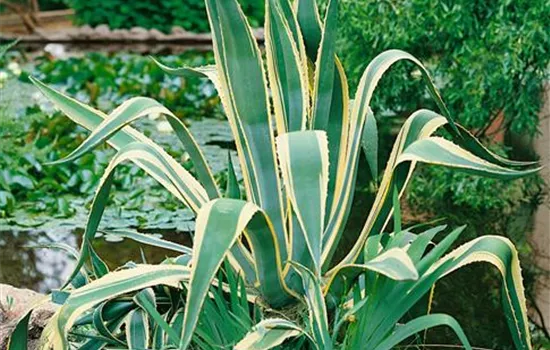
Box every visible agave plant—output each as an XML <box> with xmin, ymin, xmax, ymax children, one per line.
<box><xmin>10</xmin><ymin>0</ymin><xmax>540</xmax><ymax>349</ymax></box>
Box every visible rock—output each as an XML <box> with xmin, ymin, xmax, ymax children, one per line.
<box><xmin>149</xmin><ymin>28</ymin><xmax>166</xmax><ymax>40</ymax></box>
<box><xmin>0</xmin><ymin>284</ymin><xmax>57</xmax><ymax>350</ymax></box>
<box><xmin>110</xmin><ymin>29</ymin><xmax>127</xmax><ymax>40</ymax></box>
<box><xmin>78</xmin><ymin>24</ymin><xmax>94</xmax><ymax>38</ymax></box>
<box><xmin>92</xmin><ymin>24</ymin><xmax>111</xmax><ymax>40</ymax></box>
<box><xmin>94</xmin><ymin>24</ymin><xmax>110</xmax><ymax>35</ymax></box>
<box><xmin>33</xmin><ymin>28</ymin><xmax>69</xmax><ymax>41</ymax></box>
<box><xmin>128</xmin><ymin>27</ymin><xmax>150</xmax><ymax>41</ymax></box>
<box><xmin>171</xmin><ymin>26</ymin><xmax>184</xmax><ymax>34</ymax></box>
<box><xmin>130</xmin><ymin>27</ymin><xmax>148</xmax><ymax>35</ymax></box>
<box><xmin>65</xmin><ymin>27</ymin><xmax>83</xmax><ymax>40</ymax></box>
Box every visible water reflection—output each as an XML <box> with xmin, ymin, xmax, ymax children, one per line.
<box><xmin>0</xmin><ymin>227</ymin><xmax>192</xmax><ymax>293</ymax></box>
<box><xmin>93</xmin><ymin>229</ymin><xmax>193</xmax><ymax>271</ymax></box>
<box><xmin>0</xmin><ymin>228</ymin><xmax>76</xmax><ymax>292</ymax></box>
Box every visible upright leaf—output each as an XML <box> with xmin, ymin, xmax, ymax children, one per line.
<box><xmin>7</xmin><ymin>310</ymin><xmax>31</xmax><ymax>350</ymax></box>
<box><xmin>311</xmin><ymin>0</ymin><xmax>338</xmax><ymax>132</ymax></box>
<box><xmin>277</xmin><ymin>130</ymin><xmax>329</xmax><ymax>274</ymax></box>
<box><xmin>225</xmin><ymin>152</ymin><xmax>241</xmax><ymax>199</ymax></box>
<box><xmin>205</xmin><ymin>0</ymin><xmax>287</xmax><ymax>261</ymax></box>
<box><xmin>265</xmin><ymin>0</ymin><xmax>308</xmax><ymax>133</ymax></box>
<box><xmin>291</xmin><ymin>263</ymin><xmax>331</xmax><ymax>350</ymax></box>
<box><xmin>125</xmin><ymin>309</ymin><xmax>150</xmax><ymax>349</ymax></box>
<box><xmin>298</xmin><ymin>0</ymin><xmax>350</xmax><ymax>219</ymax></box>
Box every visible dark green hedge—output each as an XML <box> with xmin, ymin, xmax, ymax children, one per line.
<box><xmin>38</xmin><ymin>0</ymin><xmax>68</xmax><ymax>11</ymax></box>
<box><xmin>68</xmin><ymin>0</ymin><xmax>264</xmax><ymax>33</ymax></box>
<box><xmin>334</xmin><ymin>0</ymin><xmax>549</xmax><ymax>138</ymax></box>
<box><xmin>0</xmin><ymin>0</ymin><xmax>64</xmax><ymax>13</ymax></box>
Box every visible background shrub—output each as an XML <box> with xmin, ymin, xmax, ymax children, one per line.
<box><xmin>68</xmin><ymin>0</ymin><xmax>264</xmax><ymax>33</ymax></box>
<box><xmin>38</xmin><ymin>0</ymin><xmax>68</xmax><ymax>11</ymax></box>
<box><xmin>334</xmin><ymin>0</ymin><xmax>549</xmax><ymax>138</ymax></box>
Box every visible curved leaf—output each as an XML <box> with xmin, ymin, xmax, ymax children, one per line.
<box><xmin>105</xmin><ymin>229</ymin><xmax>193</xmax><ymax>255</ymax></box>
<box><xmin>93</xmin><ymin>302</ymin><xmax>126</xmax><ymax>347</ymax></box>
<box><xmin>327</xmin><ymin>108</ymin><xmax>539</xmax><ymax>272</ymax></box>
<box><xmin>235</xmin><ymin>318</ymin><xmax>307</xmax><ymax>350</ymax></box>
<box><xmin>63</xmin><ymin>141</ymin><xmax>207</xmax><ymax>287</ymax></box>
<box><xmin>48</xmin><ymin>96</ymin><xmax>219</xmax><ymax>199</ymax></box>
<box><xmin>373</xmin><ymin>314</ymin><xmax>471</xmax><ymax>350</ymax></box>
<box><xmin>325</xmin><ymin>248</ymin><xmax>418</xmax><ymax>300</ymax></box>
<box><xmin>43</xmin><ymin>264</ymin><xmax>190</xmax><ymax>349</ymax></box>
<box><xmin>29</xmin><ymin>77</ymin><xmax>204</xmax><ymax>205</ymax></box>
<box><xmin>398</xmin><ymin>137</ymin><xmax>541</xmax><ymax>179</ymax></box>
<box><xmin>323</xmin><ymin>109</ymin><xmax>445</xmax><ymax>269</ymax></box>
<box><xmin>427</xmin><ymin>236</ymin><xmax>531</xmax><ymax>349</ymax></box>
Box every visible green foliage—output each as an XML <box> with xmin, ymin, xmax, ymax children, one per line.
<box><xmin>408</xmin><ymin>162</ymin><xmax>544</xmax><ymax>215</ymax></box>
<box><xmin>26</xmin><ymin>51</ymin><xmax>222</xmax><ymax>119</ymax></box>
<box><xmin>38</xmin><ymin>0</ymin><xmax>69</xmax><ymax>11</ymax></box>
<box><xmin>335</xmin><ymin>0</ymin><xmax>549</xmax><ymax>137</ymax></box>
<box><xmin>68</xmin><ymin>0</ymin><xmax>264</xmax><ymax>33</ymax></box>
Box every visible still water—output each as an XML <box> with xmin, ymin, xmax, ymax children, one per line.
<box><xmin>0</xmin><ymin>216</ymin><xmax>194</xmax><ymax>293</ymax></box>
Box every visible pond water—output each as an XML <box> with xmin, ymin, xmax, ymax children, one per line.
<box><xmin>0</xmin><ymin>225</ymin><xmax>193</xmax><ymax>293</ymax></box>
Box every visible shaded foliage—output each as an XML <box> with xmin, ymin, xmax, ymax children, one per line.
<box><xmin>68</xmin><ymin>0</ymin><xmax>264</xmax><ymax>33</ymax></box>
<box><xmin>334</xmin><ymin>0</ymin><xmax>549</xmax><ymax>137</ymax></box>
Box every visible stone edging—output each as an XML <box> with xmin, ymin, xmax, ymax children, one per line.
<box><xmin>1</xmin><ymin>24</ymin><xmax>264</xmax><ymax>44</ymax></box>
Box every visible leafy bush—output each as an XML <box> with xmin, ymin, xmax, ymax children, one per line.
<box><xmin>333</xmin><ymin>0</ymin><xmax>549</xmax><ymax>138</ymax></box>
<box><xmin>68</xmin><ymin>0</ymin><xmax>264</xmax><ymax>33</ymax></box>
<box><xmin>38</xmin><ymin>0</ymin><xmax>69</xmax><ymax>11</ymax></box>
<box><xmin>408</xmin><ymin>161</ymin><xmax>544</xmax><ymax>216</ymax></box>
<box><xmin>10</xmin><ymin>0</ymin><xmax>540</xmax><ymax>349</ymax></box>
